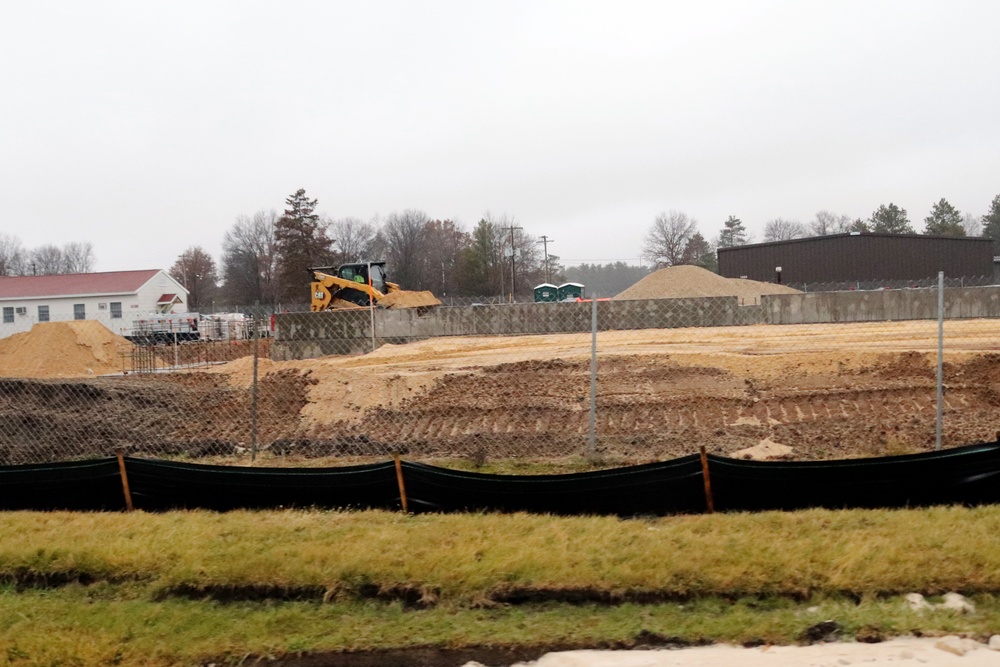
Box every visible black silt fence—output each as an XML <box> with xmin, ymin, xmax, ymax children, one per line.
<box><xmin>1</xmin><ymin>441</ymin><xmax>999</xmax><ymax>515</ymax></box>
<box><xmin>123</xmin><ymin>459</ymin><xmax>402</xmax><ymax>512</ymax></box>
<box><xmin>0</xmin><ymin>458</ymin><xmax>126</xmax><ymax>511</ymax></box>
<box><xmin>400</xmin><ymin>456</ymin><xmax>705</xmax><ymax>516</ymax></box>
<box><xmin>707</xmin><ymin>442</ymin><xmax>1000</xmax><ymax>512</ymax></box>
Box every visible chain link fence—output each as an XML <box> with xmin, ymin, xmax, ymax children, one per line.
<box><xmin>2</xmin><ymin>275</ymin><xmax>1000</xmax><ymax>467</ymax></box>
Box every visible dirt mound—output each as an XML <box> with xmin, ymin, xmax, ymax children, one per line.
<box><xmin>0</xmin><ymin>321</ymin><xmax>133</xmax><ymax>378</ymax></box>
<box><xmin>380</xmin><ymin>290</ymin><xmax>441</xmax><ymax>308</ymax></box>
<box><xmin>728</xmin><ymin>278</ymin><xmax>801</xmax><ymax>304</ymax></box>
<box><xmin>204</xmin><ymin>352</ymin><xmax>445</xmax><ymax>426</ymax></box>
<box><xmin>613</xmin><ymin>265</ymin><xmax>800</xmax><ymax>303</ymax></box>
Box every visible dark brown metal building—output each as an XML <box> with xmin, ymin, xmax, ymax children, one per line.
<box><xmin>717</xmin><ymin>233</ymin><xmax>994</xmax><ymax>285</ymax></box>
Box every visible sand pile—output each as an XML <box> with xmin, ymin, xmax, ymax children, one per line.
<box><xmin>0</xmin><ymin>321</ymin><xmax>134</xmax><ymax>378</ymax></box>
<box><xmin>203</xmin><ymin>352</ymin><xmax>445</xmax><ymax>427</ymax></box>
<box><xmin>613</xmin><ymin>265</ymin><xmax>800</xmax><ymax>304</ymax></box>
<box><xmin>380</xmin><ymin>290</ymin><xmax>441</xmax><ymax>308</ymax></box>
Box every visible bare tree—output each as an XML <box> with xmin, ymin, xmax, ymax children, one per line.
<box><xmin>0</xmin><ymin>234</ymin><xmax>25</xmax><ymax>276</ymax></box>
<box><xmin>328</xmin><ymin>216</ymin><xmax>377</xmax><ymax>264</ymax></box>
<box><xmin>381</xmin><ymin>209</ymin><xmax>430</xmax><ymax>288</ymax></box>
<box><xmin>62</xmin><ymin>241</ymin><xmax>95</xmax><ymax>273</ymax></box>
<box><xmin>763</xmin><ymin>218</ymin><xmax>806</xmax><ymax>242</ymax></box>
<box><xmin>642</xmin><ymin>211</ymin><xmax>698</xmax><ymax>268</ymax></box>
<box><xmin>961</xmin><ymin>211</ymin><xmax>982</xmax><ymax>237</ymax></box>
<box><xmin>512</xmin><ymin>228</ymin><xmax>544</xmax><ymax>296</ymax></box>
<box><xmin>810</xmin><ymin>211</ymin><xmax>853</xmax><ymax>236</ymax></box>
<box><xmin>30</xmin><ymin>245</ymin><xmax>64</xmax><ymax>275</ymax></box>
<box><xmin>221</xmin><ymin>209</ymin><xmax>280</xmax><ymax>307</ymax></box>
<box><xmin>420</xmin><ymin>219</ymin><xmax>470</xmax><ymax>296</ymax></box>
<box><xmin>170</xmin><ymin>246</ymin><xmax>219</xmax><ymax>310</ymax></box>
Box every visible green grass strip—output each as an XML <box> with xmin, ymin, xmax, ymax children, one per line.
<box><xmin>2</xmin><ymin>588</ymin><xmax>999</xmax><ymax>666</ymax></box>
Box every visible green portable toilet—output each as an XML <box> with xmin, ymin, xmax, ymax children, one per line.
<box><xmin>533</xmin><ymin>283</ymin><xmax>559</xmax><ymax>302</ymax></box>
<box><xmin>557</xmin><ymin>282</ymin><xmax>584</xmax><ymax>301</ymax></box>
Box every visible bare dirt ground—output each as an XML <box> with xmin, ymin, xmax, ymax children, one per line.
<box><xmin>260</xmin><ymin>320</ymin><xmax>1000</xmax><ymax>462</ymax></box>
<box><xmin>3</xmin><ymin>320</ymin><xmax>1000</xmax><ymax>464</ymax></box>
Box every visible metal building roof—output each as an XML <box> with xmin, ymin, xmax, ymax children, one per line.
<box><xmin>0</xmin><ymin>269</ymin><xmax>165</xmax><ymax>300</ymax></box>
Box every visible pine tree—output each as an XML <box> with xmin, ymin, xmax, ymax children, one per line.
<box><xmin>274</xmin><ymin>189</ymin><xmax>334</xmax><ymax>304</ymax></box>
<box><xmin>718</xmin><ymin>216</ymin><xmax>748</xmax><ymax>247</ymax></box>
<box><xmin>680</xmin><ymin>231</ymin><xmax>716</xmax><ymax>271</ymax></box>
<box><xmin>982</xmin><ymin>194</ymin><xmax>1000</xmax><ymax>254</ymax></box>
<box><xmin>869</xmin><ymin>204</ymin><xmax>914</xmax><ymax>234</ymax></box>
<box><xmin>923</xmin><ymin>198</ymin><xmax>965</xmax><ymax>236</ymax></box>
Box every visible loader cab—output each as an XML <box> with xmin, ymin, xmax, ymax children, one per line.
<box><xmin>338</xmin><ymin>262</ymin><xmax>387</xmax><ymax>294</ymax></box>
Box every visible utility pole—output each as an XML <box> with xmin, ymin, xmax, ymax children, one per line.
<box><xmin>537</xmin><ymin>235</ymin><xmax>555</xmax><ymax>283</ymax></box>
<box><xmin>506</xmin><ymin>225</ymin><xmax>522</xmax><ymax>302</ymax></box>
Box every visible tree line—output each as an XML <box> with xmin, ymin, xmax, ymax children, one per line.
<box><xmin>8</xmin><ymin>190</ymin><xmax>997</xmax><ymax>308</ymax></box>
<box><xmin>642</xmin><ymin>196</ymin><xmax>1000</xmax><ymax>270</ymax></box>
<box><xmin>0</xmin><ymin>237</ymin><xmax>95</xmax><ymax>277</ymax></box>
<box><xmin>171</xmin><ymin>189</ymin><xmax>566</xmax><ymax>309</ymax></box>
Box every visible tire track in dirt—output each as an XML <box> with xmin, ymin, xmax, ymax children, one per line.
<box><xmin>297</xmin><ymin>353</ymin><xmax>1000</xmax><ymax>461</ymax></box>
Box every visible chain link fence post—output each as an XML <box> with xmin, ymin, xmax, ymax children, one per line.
<box><xmin>251</xmin><ymin>304</ymin><xmax>260</xmax><ymax>462</ymax></box>
<box><xmin>588</xmin><ymin>293</ymin><xmax>597</xmax><ymax>461</ymax></box>
<box><xmin>936</xmin><ymin>271</ymin><xmax>944</xmax><ymax>451</ymax></box>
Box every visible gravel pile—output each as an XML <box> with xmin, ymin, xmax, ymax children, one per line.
<box><xmin>613</xmin><ymin>265</ymin><xmax>800</xmax><ymax>304</ymax></box>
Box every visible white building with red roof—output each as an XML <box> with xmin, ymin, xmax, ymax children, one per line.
<box><xmin>0</xmin><ymin>269</ymin><xmax>189</xmax><ymax>338</ymax></box>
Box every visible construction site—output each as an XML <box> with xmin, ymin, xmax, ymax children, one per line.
<box><xmin>2</xmin><ymin>266</ymin><xmax>999</xmax><ymax>466</ymax></box>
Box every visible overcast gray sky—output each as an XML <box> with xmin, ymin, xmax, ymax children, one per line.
<box><xmin>2</xmin><ymin>1</ymin><xmax>998</xmax><ymax>273</ymax></box>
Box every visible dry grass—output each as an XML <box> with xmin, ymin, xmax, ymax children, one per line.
<box><xmin>2</xmin><ymin>506</ymin><xmax>1000</xmax><ymax>601</ymax></box>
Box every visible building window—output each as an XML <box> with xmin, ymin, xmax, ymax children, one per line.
<box><xmin>73</xmin><ymin>304</ymin><xmax>85</xmax><ymax>320</ymax></box>
<box><xmin>2</xmin><ymin>307</ymin><xmax>12</xmax><ymax>324</ymax></box>
<box><xmin>110</xmin><ymin>302</ymin><xmax>122</xmax><ymax>319</ymax></box>
<box><xmin>38</xmin><ymin>305</ymin><xmax>49</xmax><ymax>322</ymax></box>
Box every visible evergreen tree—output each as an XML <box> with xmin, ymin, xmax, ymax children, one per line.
<box><xmin>718</xmin><ymin>216</ymin><xmax>748</xmax><ymax>247</ymax></box>
<box><xmin>274</xmin><ymin>189</ymin><xmax>334</xmax><ymax>304</ymax></box>
<box><xmin>849</xmin><ymin>218</ymin><xmax>871</xmax><ymax>233</ymax></box>
<box><xmin>455</xmin><ymin>219</ymin><xmax>505</xmax><ymax>297</ymax></box>
<box><xmin>923</xmin><ymin>198</ymin><xmax>965</xmax><ymax>236</ymax></box>
<box><xmin>680</xmin><ymin>231</ymin><xmax>717</xmax><ymax>271</ymax></box>
<box><xmin>869</xmin><ymin>203</ymin><xmax>914</xmax><ymax>234</ymax></box>
<box><xmin>982</xmin><ymin>194</ymin><xmax>1000</xmax><ymax>255</ymax></box>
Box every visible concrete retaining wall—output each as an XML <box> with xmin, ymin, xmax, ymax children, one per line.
<box><xmin>762</xmin><ymin>286</ymin><xmax>1000</xmax><ymax>324</ymax></box>
<box><xmin>273</xmin><ymin>297</ymin><xmax>761</xmax><ymax>360</ymax></box>
<box><xmin>271</xmin><ymin>285</ymin><xmax>1000</xmax><ymax>360</ymax></box>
